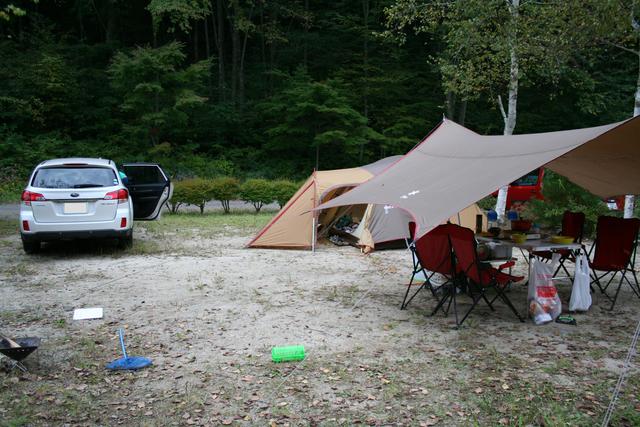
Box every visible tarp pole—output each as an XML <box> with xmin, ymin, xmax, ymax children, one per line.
<box><xmin>312</xmin><ymin>215</ymin><xmax>317</xmax><ymax>253</ymax></box>
<box><xmin>312</xmin><ymin>170</ymin><xmax>317</xmax><ymax>253</ymax></box>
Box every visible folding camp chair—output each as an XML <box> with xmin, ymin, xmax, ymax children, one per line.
<box><xmin>448</xmin><ymin>225</ymin><xmax>525</xmax><ymax>327</ymax></box>
<box><xmin>588</xmin><ymin>216</ymin><xmax>640</xmax><ymax>310</ymax></box>
<box><xmin>401</xmin><ymin>223</ymin><xmax>455</xmax><ymax>314</ymax></box>
<box><xmin>533</xmin><ymin>211</ymin><xmax>585</xmax><ymax>279</ymax></box>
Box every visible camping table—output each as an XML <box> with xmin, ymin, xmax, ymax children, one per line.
<box><xmin>476</xmin><ymin>237</ymin><xmax>583</xmax><ymax>283</ymax></box>
<box><xmin>477</xmin><ymin>237</ymin><xmax>583</xmax><ymax>318</ymax></box>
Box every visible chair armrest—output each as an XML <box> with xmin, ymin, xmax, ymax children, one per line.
<box><xmin>498</xmin><ymin>260</ymin><xmax>515</xmax><ymax>270</ymax></box>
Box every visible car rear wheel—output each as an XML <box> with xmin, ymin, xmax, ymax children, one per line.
<box><xmin>118</xmin><ymin>233</ymin><xmax>133</xmax><ymax>249</ymax></box>
<box><xmin>22</xmin><ymin>239</ymin><xmax>41</xmax><ymax>254</ymax></box>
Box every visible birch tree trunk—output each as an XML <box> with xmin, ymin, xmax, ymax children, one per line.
<box><xmin>494</xmin><ymin>0</ymin><xmax>520</xmax><ymax>221</ymax></box>
<box><xmin>623</xmin><ymin>53</ymin><xmax>639</xmax><ymax>217</ymax></box>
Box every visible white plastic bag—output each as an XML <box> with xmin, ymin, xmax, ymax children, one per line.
<box><xmin>528</xmin><ymin>255</ymin><xmax>562</xmax><ymax>325</ymax></box>
<box><xmin>569</xmin><ymin>253</ymin><xmax>592</xmax><ymax>311</ymax></box>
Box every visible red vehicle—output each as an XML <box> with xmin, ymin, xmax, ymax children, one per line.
<box><xmin>492</xmin><ymin>168</ymin><xmax>545</xmax><ymax>210</ymax></box>
<box><xmin>605</xmin><ymin>196</ymin><xmax>625</xmax><ymax>211</ymax></box>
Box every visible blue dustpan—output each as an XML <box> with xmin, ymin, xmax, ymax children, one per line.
<box><xmin>106</xmin><ymin>328</ymin><xmax>152</xmax><ymax>371</ymax></box>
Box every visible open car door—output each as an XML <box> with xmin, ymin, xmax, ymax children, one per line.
<box><xmin>121</xmin><ymin>163</ymin><xmax>172</xmax><ymax>220</ymax></box>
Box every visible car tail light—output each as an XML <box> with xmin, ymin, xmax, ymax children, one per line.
<box><xmin>104</xmin><ymin>189</ymin><xmax>128</xmax><ymax>204</ymax></box>
<box><xmin>120</xmin><ymin>217</ymin><xmax>127</xmax><ymax>228</ymax></box>
<box><xmin>22</xmin><ymin>220</ymin><xmax>30</xmax><ymax>231</ymax></box>
<box><xmin>21</xmin><ymin>191</ymin><xmax>46</xmax><ymax>206</ymax></box>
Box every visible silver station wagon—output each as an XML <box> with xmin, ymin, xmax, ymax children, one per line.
<box><xmin>19</xmin><ymin>158</ymin><xmax>172</xmax><ymax>253</ymax></box>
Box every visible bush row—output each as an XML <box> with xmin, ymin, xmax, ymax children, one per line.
<box><xmin>168</xmin><ymin>178</ymin><xmax>299</xmax><ymax>214</ymax></box>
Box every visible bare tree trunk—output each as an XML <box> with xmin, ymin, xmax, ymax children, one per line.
<box><xmin>495</xmin><ymin>0</ymin><xmax>520</xmax><ymax>221</ymax></box>
<box><xmin>204</xmin><ymin>18</ymin><xmax>213</xmax><ymax>96</ymax></box>
<box><xmin>238</xmin><ymin>5</ymin><xmax>254</xmax><ymax>107</ymax></box>
<box><xmin>624</xmin><ymin>52</ymin><xmax>640</xmax><ymax>217</ymax></box>
<box><xmin>445</xmin><ymin>91</ymin><xmax>456</xmax><ymax>119</ymax></box>
<box><xmin>106</xmin><ymin>1</ymin><xmax>117</xmax><ymax>43</ymax></box>
<box><xmin>303</xmin><ymin>0</ymin><xmax>309</xmax><ymax>68</ymax></box>
<box><xmin>215</xmin><ymin>0</ymin><xmax>226</xmax><ymax>101</ymax></box>
<box><xmin>231</xmin><ymin>21</ymin><xmax>239</xmax><ymax>103</ymax></box>
<box><xmin>458</xmin><ymin>99</ymin><xmax>467</xmax><ymax>126</ymax></box>
<box><xmin>360</xmin><ymin>0</ymin><xmax>370</xmax><ymax>162</ymax></box>
<box><xmin>194</xmin><ymin>21</ymin><xmax>199</xmax><ymax>61</ymax></box>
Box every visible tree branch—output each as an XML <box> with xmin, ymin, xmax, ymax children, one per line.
<box><xmin>598</xmin><ymin>38</ymin><xmax>640</xmax><ymax>56</ymax></box>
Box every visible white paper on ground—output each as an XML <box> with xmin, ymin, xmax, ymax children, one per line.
<box><xmin>73</xmin><ymin>307</ymin><xmax>103</xmax><ymax>320</ymax></box>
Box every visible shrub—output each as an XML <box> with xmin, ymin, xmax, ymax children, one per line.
<box><xmin>526</xmin><ymin>171</ymin><xmax>611</xmax><ymax>237</ymax></box>
<box><xmin>0</xmin><ymin>179</ymin><xmax>24</xmax><ymax>203</ymax></box>
<box><xmin>271</xmin><ymin>179</ymin><xmax>299</xmax><ymax>208</ymax></box>
<box><xmin>240</xmin><ymin>178</ymin><xmax>274</xmax><ymax>212</ymax></box>
<box><xmin>210</xmin><ymin>177</ymin><xmax>240</xmax><ymax>214</ymax></box>
<box><xmin>171</xmin><ymin>178</ymin><xmax>215</xmax><ymax>214</ymax></box>
<box><xmin>166</xmin><ymin>180</ymin><xmax>189</xmax><ymax>213</ymax></box>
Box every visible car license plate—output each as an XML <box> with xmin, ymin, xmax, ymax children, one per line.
<box><xmin>63</xmin><ymin>202</ymin><xmax>88</xmax><ymax>214</ymax></box>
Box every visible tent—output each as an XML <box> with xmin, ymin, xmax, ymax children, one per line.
<box><xmin>247</xmin><ymin>156</ymin><xmax>487</xmax><ymax>250</ymax></box>
<box><xmin>315</xmin><ymin>116</ymin><xmax>640</xmax><ymax>241</ymax></box>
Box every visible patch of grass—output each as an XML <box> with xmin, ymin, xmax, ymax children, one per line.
<box><xmin>0</xmin><ymin>219</ymin><xmax>18</xmax><ymax>237</ymax></box>
<box><xmin>136</xmin><ymin>211</ymin><xmax>272</xmax><ymax>236</ymax></box>
<box><xmin>3</xmin><ymin>263</ymin><xmax>36</xmax><ymax>277</ymax></box>
<box><xmin>121</xmin><ymin>239</ymin><xmax>163</xmax><ymax>256</ymax></box>
<box><xmin>0</xmin><ymin>395</ymin><xmax>33</xmax><ymax>427</ymax></box>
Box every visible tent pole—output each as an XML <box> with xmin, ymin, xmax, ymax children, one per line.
<box><xmin>312</xmin><ymin>171</ymin><xmax>317</xmax><ymax>253</ymax></box>
<box><xmin>312</xmin><ymin>215</ymin><xmax>317</xmax><ymax>253</ymax></box>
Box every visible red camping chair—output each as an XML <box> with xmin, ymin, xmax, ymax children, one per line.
<box><xmin>402</xmin><ymin>223</ymin><xmax>455</xmax><ymax>315</ymax></box>
<box><xmin>534</xmin><ymin>211</ymin><xmax>585</xmax><ymax>278</ymax></box>
<box><xmin>588</xmin><ymin>216</ymin><xmax>640</xmax><ymax>310</ymax></box>
<box><xmin>448</xmin><ymin>225</ymin><xmax>525</xmax><ymax>327</ymax></box>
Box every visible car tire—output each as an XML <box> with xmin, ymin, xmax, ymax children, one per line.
<box><xmin>22</xmin><ymin>239</ymin><xmax>41</xmax><ymax>254</ymax></box>
<box><xmin>118</xmin><ymin>233</ymin><xmax>133</xmax><ymax>249</ymax></box>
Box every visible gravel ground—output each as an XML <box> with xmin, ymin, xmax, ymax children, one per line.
<box><xmin>0</xmin><ymin>213</ymin><xmax>639</xmax><ymax>426</ymax></box>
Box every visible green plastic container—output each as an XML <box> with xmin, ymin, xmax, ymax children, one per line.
<box><xmin>271</xmin><ymin>345</ymin><xmax>305</xmax><ymax>363</ymax></box>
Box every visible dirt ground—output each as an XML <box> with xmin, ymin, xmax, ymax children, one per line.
<box><xmin>0</xmin><ymin>213</ymin><xmax>639</xmax><ymax>426</ymax></box>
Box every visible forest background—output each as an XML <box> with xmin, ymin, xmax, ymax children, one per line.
<box><xmin>0</xmin><ymin>0</ymin><xmax>637</xmax><ymax>220</ymax></box>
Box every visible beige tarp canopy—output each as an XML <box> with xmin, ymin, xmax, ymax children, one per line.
<box><xmin>316</xmin><ymin>116</ymin><xmax>640</xmax><ymax>241</ymax></box>
<box><xmin>247</xmin><ymin>156</ymin><xmax>487</xmax><ymax>250</ymax></box>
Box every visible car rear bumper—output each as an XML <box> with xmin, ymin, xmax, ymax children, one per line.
<box><xmin>21</xmin><ymin>228</ymin><xmax>132</xmax><ymax>242</ymax></box>
<box><xmin>20</xmin><ymin>204</ymin><xmax>133</xmax><ymax>241</ymax></box>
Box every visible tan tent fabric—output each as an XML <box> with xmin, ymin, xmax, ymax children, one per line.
<box><xmin>315</xmin><ymin>117</ymin><xmax>640</xmax><ymax>241</ymax></box>
<box><xmin>547</xmin><ymin>117</ymin><xmax>640</xmax><ymax>197</ymax></box>
<box><xmin>247</xmin><ymin>168</ymin><xmax>376</xmax><ymax>248</ymax></box>
<box><xmin>248</xmin><ymin>154</ymin><xmax>487</xmax><ymax>250</ymax></box>
<box><xmin>353</xmin><ymin>203</ymin><xmax>486</xmax><ymax>252</ymax></box>
<box><xmin>248</xmin><ymin>176</ymin><xmax>317</xmax><ymax>248</ymax></box>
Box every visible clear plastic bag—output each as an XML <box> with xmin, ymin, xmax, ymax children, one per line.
<box><xmin>569</xmin><ymin>253</ymin><xmax>592</xmax><ymax>312</ymax></box>
<box><xmin>528</xmin><ymin>255</ymin><xmax>562</xmax><ymax>324</ymax></box>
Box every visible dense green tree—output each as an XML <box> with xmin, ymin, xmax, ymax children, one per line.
<box><xmin>108</xmin><ymin>41</ymin><xmax>209</xmax><ymax>148</ymax></box>
<box><xmin>258</xmin><ymin>68</ymin><xmax>382</xmax><ymax>175</ymax></box>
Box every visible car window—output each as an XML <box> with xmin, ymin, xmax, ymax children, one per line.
<box><xmin>510</xmin><ymin>170</ymin><xmax>539</xmax><ymax>187</ymax></box>
<box><xmin>32</xmin><ymin>167</ymin><xmax>118</xmax><ymax>189</ymax></box>
<box><xmin>122</xmin><ymin>166</ymin><xmax>166</xmax><ymax>185</ymax></box>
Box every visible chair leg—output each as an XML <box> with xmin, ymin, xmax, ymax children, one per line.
<box><xmin>609</xmin><ymin>271</ymin><xmax>627</xmax><ymax>311</ymax></box>
<box><xmin>591</xmin><ymin>271</ymin><xmax>610</xmax><ymax>295</ymax></box>
<box><xmin>496</xmin><ymin>286</ymin><xmax>525</xmax><ymax>322</ymax></box>
<box><xmin>627</xmin><ymin>269</ymin><xmax>640</xmax><ymax>299</ymax></box>
<box><xmin>481</xmin><ymin>293</ymin><xmax>496</xmax><ymax>311</ymax></box>
<box><xmin>430</xmin><ymin>282</ymin><xmax>453</xmax><ymax>317</ymax></box>
<box><xmin>457</xmin><ymin>291</ymin><xmax>482</xmax><ymax>327</ymax></box>
<box><xmin>401</xmin><ymin>270</ymin><xmax>418</xmax><ymax>309</ymax></box>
